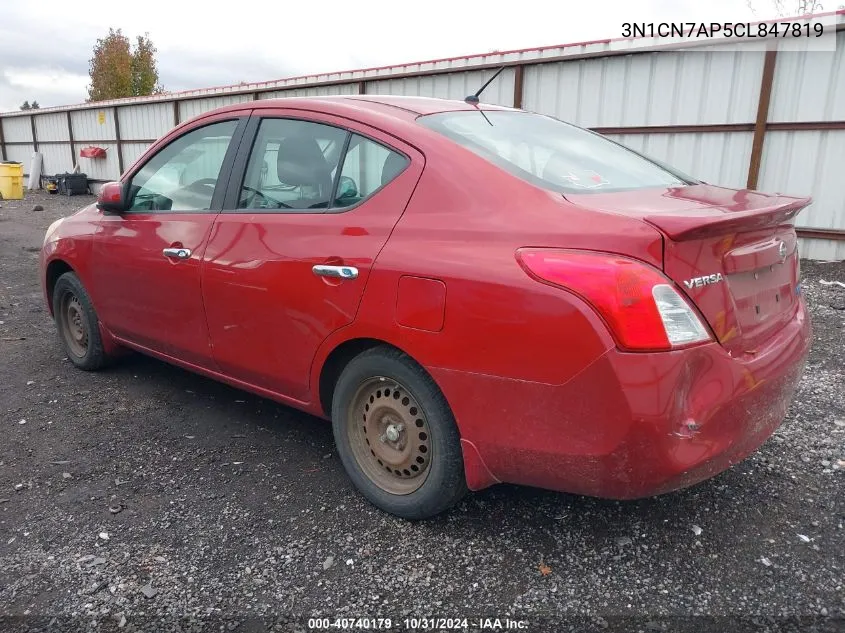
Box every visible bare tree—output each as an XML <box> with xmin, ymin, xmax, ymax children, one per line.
<box><xmin>747</xmin><ymin>0</ymin><xmax>825</xmax><ymax>14</ymax></box>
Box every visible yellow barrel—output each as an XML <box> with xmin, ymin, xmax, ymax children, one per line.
<box><xmin>0</xmin><ymin>161</ymin><xmax>25</xmax><ymax>200</ymax></box>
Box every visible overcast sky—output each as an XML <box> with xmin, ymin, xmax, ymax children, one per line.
<box><xmin>0</xmin><ymin>0</ymin><xmax>777</xmax><ymax>112</ymax></box>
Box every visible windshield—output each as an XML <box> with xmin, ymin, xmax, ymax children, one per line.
<box><xmin>417</xmin><ymin>110</ymin><xmax>694</xmax><ymax>194</ymax></box>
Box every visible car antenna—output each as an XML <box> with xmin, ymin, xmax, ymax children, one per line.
<box><xmin>464</xmin><ymin>65</ymin><xmax>506</xmax><ymax>105</ymax></box>
<box><xmin>464</xmin><ymin>66</ymin><xmax>505</xmax><ymax>126</ymax></box>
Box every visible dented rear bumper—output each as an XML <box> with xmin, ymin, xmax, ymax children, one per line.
<box><xmin>434</xmin><ymin>299</ymin><xmax>811</xmax><ymax>498</ymax></box>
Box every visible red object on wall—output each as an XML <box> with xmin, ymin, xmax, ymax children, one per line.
<box><xmin>79</xmin><ymin>146</ymin><xmax>107</xmax><ymax>159</ymax></box>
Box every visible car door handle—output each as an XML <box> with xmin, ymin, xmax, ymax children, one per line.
<box><xmin>312</xmin><ymin>264</ymin><xmax>358</xmax><ymax>280</ymax></box>
<box><xmin>163</xmin><ymin>247</ymin><xmax>192</xmax><ymax>260</ymax></box>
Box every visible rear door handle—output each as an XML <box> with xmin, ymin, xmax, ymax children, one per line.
<box><xmin>163</xmin><ymin>247</ymin><xmax>192</xmax><ymax>260</ymax></box>
<box><xmin>312</xmin><ymin>264</ymin><xmax>358</xmax><ymax>280</ymax></box>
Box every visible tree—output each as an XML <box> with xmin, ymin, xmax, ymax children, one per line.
<box><xmin>87</xmin><ymin>28</ymin><xmax>163</xmax><ymax>102</ymax></box>
<box><xmin>20</xmin><ymin>101</ymin><xmax>30</xmax><ymax>110</ymax></box>
<box><xmin>747</xmin><ymin>0</ymin><xmax>825</xmax><ymax>15</ymax></box>
<box><xmin>31</xmin><ymin>101</ymin><xmax>40</xmax><ymax>109</ymax></box>
<box><xmin>131</xmin><ymin>34</ymin><xmax>162</xmax><ymax>96</ymax></box>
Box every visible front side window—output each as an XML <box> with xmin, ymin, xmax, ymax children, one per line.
<box><xmin>239</xmin><ymin>119</ymin><xmax>347</xmax><ymax>210</ymax></box>
<box><xmin>417</xmin><ymin>111</ymin><xmax>693</xmax><ymax>194</ymax></box>
<box><xmin>127</xmin><ymin>120</ymin><xmax>238</xmax><ymax>212</ymax></box>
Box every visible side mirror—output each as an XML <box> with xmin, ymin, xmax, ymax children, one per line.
<box><xmin>97</xmin><ymin>181</ymin><xmax>126</xmax><ymax>214</ymax></box>
<box><xmin>337</xmin><ymin>176</ymin><xmax>358</xmax><ymax>199</ymax></box>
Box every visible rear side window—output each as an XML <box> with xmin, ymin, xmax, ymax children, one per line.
<box><xmin>417</xmin><ymin>110</ymin><xmax>693</xmax><ymax>194</ymax></box>
<box><xmin>334</xmin><ymin>134</ymin><xmax>409</xmax><ymax>208</ymax></box>
<box><xmin>239</xmin><ymin>119</ymin><xmax>347</xmax><ymax>210</ymax></box>
<box><xmin>238</xmin><ymin>120</ymin><xmax>408</xmax><ymax>212</ymax></box>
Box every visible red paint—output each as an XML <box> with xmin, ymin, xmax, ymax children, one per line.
<box><xmin>460</xmin><ymin>439</ymin><xmax>500</xmax><ymax>491</ymax></box>
<box><xmin>395</xmin><ymin>276</ymin><xmax>447</xmax><ymax>333</ymax></box>
<box><xmin>39</xmin><ymin>96</ymin><xmax>812</xmax><ymax>502</ymax></box>
<box><xmin>91</xmin><ymin>213</ymin><xmax>218</xmax><ymax>367</ymax></box>
<box><xmin>97</xmin><ymin>181</ymin><xmax>122</xmax><ymax>206</ymax></box>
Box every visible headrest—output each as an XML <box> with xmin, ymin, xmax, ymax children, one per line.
<box><xmin>277</xmin><ymin>135</ymin><xmax>329</xmax><ymax>187</ymax></box>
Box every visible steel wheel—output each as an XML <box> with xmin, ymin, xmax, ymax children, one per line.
<box><xmin>59</xmin><ymin>292</ymin><xmax>88</xmax><ymax>358</ymax></box>
<box><xmin>347</xmin><ymin>377</ymin><xmax>433</xmax><ymax>495</ymax></box>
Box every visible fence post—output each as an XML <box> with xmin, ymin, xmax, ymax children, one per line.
<box><xmin>113</xmin><ymin>107</ymin><xmax>124</xmax><ymax>175</ymax></box>
<box><xmin>0</xmin><ymin>118</ymin><xmax>6</xmax><ymax>161</ymax></box>
<box><xmin>30</xmin><ymin>114</ymin><xmax>38</xmax><ymax>153</ymax></box>
<box><xmin>513</xmin><ymin>65</ymin><xmax>525</xmax><ymax>109</ymax></box>
<box><xmin>66</xmin><ymin>111</ymin><xmax>75</xmax><ymax>169</ymax></box>
<box><xmin>746</xmin><ymin>48</ymin><xmax>778</xmax><ymax>190</ymax></box>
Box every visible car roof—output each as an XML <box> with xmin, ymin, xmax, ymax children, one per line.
<box><xmin>335</xmin><ymin>95</ymin><xmax>517</xmax><ymax>115</ymax></box>
<box><xmin>214</xmin><ymin>94</ymin><xmax>518</xmax><ymax>122</ymax></box>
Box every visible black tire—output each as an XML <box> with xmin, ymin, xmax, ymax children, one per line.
<box><xmin>331</xmin><ymin>346</ymin><xmax>467</xmax><ymax>520</ymax></box>
<box><xmin>52</xmin><ymin>272</ymin><xmax>109</xmax><ymax>371</ymax></box>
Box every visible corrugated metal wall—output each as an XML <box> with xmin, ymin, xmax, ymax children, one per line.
<box><xmin>70</xmin><ymin>108</ymin><xmax>115</xmax><ymax>141</ymax></box>
<box><xmin>368</xmin><ymin>67</ymin><xmax>516</xmax><ymax>107</ymax></box>
<box><xmin>178</xmin><ymin>95</ymin><xmax>252</xmax><ymax>122</ymax></box>
<box><xmin>121</xmin><ymin>142</ymin><xmax>152</xmax><ymax>172</ymax></box>
<box><xmin>756</xmin><ymin>29</ymin><xmax>845</xmax><ymax>259</ymax></box>
<box><xmin>119</xmin><ymin>103</ymin><xmax>175</xmax><ymax>141</ymax></box>
<box><xmin>2</xmin><ymin>21</ymin><xmax>844</xmax><ymax>258</ymax></box>
<box><xmin>523</xmin><ymin>50</ymin><xmax>764</xmax><ymax>126</ymax></box>
<box><xmin>604</xmin><ymin>132</ymin><xmax>754</xmax><ymax>190</ymax></box>
<box><xmin>2</xmin><ymin>116</ymin><xmax>32</xmax><ymax>142</ymax></box>
<box><xmin>260</xmin><ymin>84</ymin><xmax>359</xmax><ymax>99</ymax></box>
<box><xmin>34</xmin><ymin>112</ymin><xmax>68</xmax><ymax>142</ymax></box>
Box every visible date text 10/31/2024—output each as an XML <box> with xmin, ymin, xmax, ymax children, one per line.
<box><xmin>307</xmin><ymin>618</ymin><xmax>530</xmax><ymax>630</ymax></box>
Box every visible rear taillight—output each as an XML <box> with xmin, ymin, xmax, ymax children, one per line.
<box><xmin>516</xmin><ymin>248</ymin><xmax>711</xmax><ymax>351</ymax></box>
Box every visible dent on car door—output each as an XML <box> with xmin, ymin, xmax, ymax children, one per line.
<box><xmin>91</xmin><ymin>115</ymin><xmax>248</xmax><ymax>366</ymax></box>
<box><xmin>201</xmin><ymin>114</ymin><xmax>423</xmax><ymax>402</ymax></box>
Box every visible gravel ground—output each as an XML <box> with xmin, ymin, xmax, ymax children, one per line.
<box><xmin>0</xmin><ymin>191</ymin><xmax>843</xmax><ymax>633</ymax></box>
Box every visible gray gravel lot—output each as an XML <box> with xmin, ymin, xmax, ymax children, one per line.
<box><xmin>0</xmin><ymin>191</ymin><xmax>843</xmax><ymax>633</ymax></box>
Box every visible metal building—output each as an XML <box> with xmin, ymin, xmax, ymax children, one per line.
<box><xmin>1</xmin><ymin>14</ymin><xmax>843</xmax><ymax>259</ymax></box>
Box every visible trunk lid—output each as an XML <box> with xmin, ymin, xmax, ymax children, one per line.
<box><xmin>566</xmin><ymin>185</ymin><xmax>810</xmax><ymax>356</ymax></box>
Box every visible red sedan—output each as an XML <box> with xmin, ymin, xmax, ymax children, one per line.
<box><xmin>40</xmin><ymin>96</ymin><xmax>811</xmax><ymax>519</ymax></box>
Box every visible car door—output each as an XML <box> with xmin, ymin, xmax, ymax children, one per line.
<box><xmin>91</xmin><ymin>113</ymin><xmax>248</xmax><ymax>367</ymax></box>
<box><xmin>201</xmin><ymin>111</ymin><xmax>424</xmax><ymax>402</ymax></box>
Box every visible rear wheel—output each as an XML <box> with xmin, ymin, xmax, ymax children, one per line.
<box><xmin>331</xmin><ymin>347</ymin><xmax>467</xmax><ymax>520</ymax></box>
<box><xmin>52</xmin><ymin>272</ymin><xmax>109</xmax><ymax>371</ymax></box>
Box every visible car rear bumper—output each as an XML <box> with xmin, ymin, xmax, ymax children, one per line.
<box><xmin>432</xmin><ymin>299</ymin><xmax>811</xmax><ymax>498</ymax></box>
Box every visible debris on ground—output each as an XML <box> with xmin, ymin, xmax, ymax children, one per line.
<box><xmin>819</xmin><ymin>279</ymin><xmax>845</xmax><ymax>289</ymax></box>
<box><xmin>0</xmin><ymin>192</ymin><xmax>843</xmax><ymax>622</ymax></box>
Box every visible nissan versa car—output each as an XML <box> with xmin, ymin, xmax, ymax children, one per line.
<box><xmin>40</xmin><ymin>95</ymin><xmax>811</xmax><ymax>519</ymax></box>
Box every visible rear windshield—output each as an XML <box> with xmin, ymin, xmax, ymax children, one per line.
<box><xmin>417</xmin><ymin>110</ymin><xmax>693</xmax><ymax>194</ymax></box>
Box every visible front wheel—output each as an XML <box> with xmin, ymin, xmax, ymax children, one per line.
<box><xmin>52</xmin><ymin>272</ymin><xmax>110</xmax><ymax>371</ymax></box>
<box><xmin>331</xmin><ymin>347</ymin><xmax>467</xmax><ymax>520</ymax></box>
